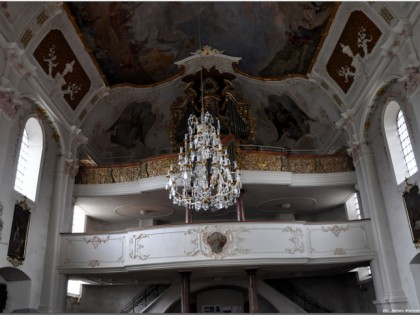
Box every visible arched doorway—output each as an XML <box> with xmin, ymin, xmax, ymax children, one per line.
<box><xmin>0</xmin><ymin>267</ymin><xmax>31</xmax><ymax>312</ymax></box>
<box><xmin>410</xmin><ymin>253</ymin><xmax>420</xmax><ymax>303</ymax></box>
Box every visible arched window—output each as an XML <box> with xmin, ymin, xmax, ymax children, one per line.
<box><xmin>14</xmin><ymin>118</ymin><xmax>43</xmax><ymax>201</ymax></box>
<box><xmin>346</xmin><ymin>193</ymin><xmax>361</xmax><ymax>220</ymax></box>
<box><xmin>384</xmin><ymin>101</ymin><xmax>418</xmax><ymax>184</ymax></box>
<box><xmin>72</xmin><ymin>205</ymin><xmax>86</xmax><ymax>233</ymax></box>
<box><xmin>397</xmin><ymin>110</ymin><xmax>418</xmax><ymax>176</ymax></box>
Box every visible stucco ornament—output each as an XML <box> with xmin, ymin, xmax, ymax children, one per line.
<box><xmin>129</xmin><ymin>234</ymin><xmax>150</xmax><ymax>260</ymax></box>
<box><xmin>399</xmin><ymin>66</ymin><xmax>420</xmax><ymax>95</ymax></box>
<box><xmin>338</xmin><ymin>26</ymin><xmax>373</xmax><ymax>82</ymax></box>
<box><xmin>0</xmin><ymin>87</ymin><xmax>21</xmax><ymax>120</ymax></box>
<box><xmin>184</xmin><ymin>225</ymin><xmax>250</xmax><ymax>259</ymax></box>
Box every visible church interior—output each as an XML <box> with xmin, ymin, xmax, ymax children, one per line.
<box><xmin>0</xmin><ymin>1</ymin><xmax>420</xmax><ymax>313</ymax></box>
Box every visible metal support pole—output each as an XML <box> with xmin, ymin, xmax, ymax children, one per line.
<box><xmin>246</xmin><ymin>269</ymin><xmax>259</xmax><ymax>313</ymax></box>
<box><xmin>180</xmin><ymin>272</ymin><xmax>191</xmax><ymax>313</ymax></box>
<box><xmin>185</xmin><ymin>204</ymin><xmax>193</xmax><ymax>224</ymax></box>
<box><xmin>236</xmin><ymin>192</ymin><xmax>245</xmax><ymax>222</ymax></box>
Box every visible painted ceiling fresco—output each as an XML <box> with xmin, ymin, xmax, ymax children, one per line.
<box><xmin>67</xmin><ymin>2</ymin><xmax>335</xmax><ymax>86</ymax></box>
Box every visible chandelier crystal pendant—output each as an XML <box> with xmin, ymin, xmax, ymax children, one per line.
<box><xmin>166</xmin><ymin>111</ymin><xmax>241</xmax><ymax>211</ymax></box>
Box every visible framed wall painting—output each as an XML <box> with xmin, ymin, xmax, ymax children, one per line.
<box><xmin>7</xmin><ymin>199</ymin><xmax>31</xmax><ymax>267</ymax></box>
<box><xmin>403</xmin><ymin>181</ymin><xmax>420</xmax><ymax>249</ymax></box>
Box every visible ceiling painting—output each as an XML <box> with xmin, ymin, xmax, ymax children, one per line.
<box><xmin>106</xmin><ymin>101</ymin><xmax>156</xmax><ymax>150</ymax></box>
<box><xmin>67</xmin><ymin>2</ymin><xmax>335</xmax><ymax>86</ymax></box>
<box><xmin>88</xmin><ymin>100</ymin><xmax>163</xmax><ymax>163</ymax></box>
<box><xmin>254</xmin><ymin>93</ymin><xmax>337</xmax><ymax>151</ymax></box>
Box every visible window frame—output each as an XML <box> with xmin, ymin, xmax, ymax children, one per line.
<box><xmin>14</xmin><ymin>117</ymin><xmax>44</xmax><ymax>201</ymax></box>
<box><xmin>384</xmin><ymin>100</ymin><xmax>418</xmax><ymax>184</ymax></box>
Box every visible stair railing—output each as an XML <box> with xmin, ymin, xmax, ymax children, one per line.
<box><xmin>266</xmin><ymin>280</ymin><xmax>333</xmax><ymax>313</ymax></box>
<box><xmin>120</xmin><ymin>284</ymin><xmax>170</xmax><ymax>313</ymax></box>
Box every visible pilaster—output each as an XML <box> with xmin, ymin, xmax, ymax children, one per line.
<box><xmin>38</xmin><ymin>126</ymin><xmax>87</xmax><ymax>312</ymax></box>
<box><xmin>350</xmin><ymin>142</ymin><xmax>407</xmax><ymax>312</ymax></box>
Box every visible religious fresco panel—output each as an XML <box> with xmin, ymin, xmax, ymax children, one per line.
<box><xmin>89</xmin><ymin>101</ymin><xmax>159</xmax><ymax>163</ymax></box>
<box><xmin>255</xmin><ymin>94</ymin><xmax>334</xmax><ymax>151</ymax></box>
<box><xmin>67</xmin><ymin>2</ymin><xmax>335</xmax><ymax>86</ymax></box>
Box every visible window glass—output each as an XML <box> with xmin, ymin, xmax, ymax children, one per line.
<box><xmin>346</xmin><ymin>193</ymin><xmax>361</xmax><ymax>220</ymax></box>
<box><xmin>72</xmin><ymin>205</ymin><xmax>86</xmax><ymax>233</ymax></box>
<box><xmin>397</xmin><ymin>110</ymin><xmax>418</xmax><ymax>176</ymax></box>
<box><xmin>384</xmin><ymin>101</ymin><xmax>417</xmax><ymax>184</ymax></box>
<box><xmin>14</xmin><ymin>118</ymin><xmax>43</xmax><ymax>201</ymax></box>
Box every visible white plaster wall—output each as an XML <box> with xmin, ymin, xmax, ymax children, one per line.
<box><xmin>4</xmin><ymin>280</ymin><xmax>31</xmax><ymax>312</ymax></box>
<box><xmin>196</xmin><ymin>288</ymin><xmax>245</xmax><ymax>312</ymax></box>
<box><xmin>76</xmin><ymin>284</ymin><xmax>148</xmax><ymax>313</ymax></box>
<box><xmin>297</xmin><ymin>204</ymin><xmax>348</xmax><ymax>222</ymax></box>
<box><xmin>288</xmin><ymin>273</ymin><xmax>377</xmax><ymax>312</ymax></box>
<box><xmin>0</xmin><ymin>98</ymin><xmax>60</xmax><ymax>310</ymax></box>
<box><xmin>366</xmin><ymin>81</ymin><xmax>420</xmax><ymax>309</ymax></box>
<box><xmin>85</xmin><ymin>216</ymin><xmax>138</xmax><ymax>233</ymax></box>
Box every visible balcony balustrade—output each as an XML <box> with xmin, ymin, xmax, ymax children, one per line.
<box><xmin>59</xmin><ymin>220</ymin><xmax>375</xmax><ymax>274</ymax></box>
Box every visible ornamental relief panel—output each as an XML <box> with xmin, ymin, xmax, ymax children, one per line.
<box><xmin>75</xmin><ymin>152</ymin><xmax>354</xmax><ymax>185</ymax></box>
<box><xmin>326</xmin><ymin>10</ymin><xmax>382</xmax><ymax>93</ymax></box>
<box><xmin>33</xmin><ymin>29</ymin><xmax>91</xmax><ymax>110</ymax></box>
<box><xmin>238</xmin><ymin>153</ymin><xmax>283</xmax><ymax>172</ymax></box>
<box><xmin>184</xmin><ymin>225</ymin><xmax>250</xmax><ymax>259</ymax></box>
<box><xmin>83</xmin><ymin>235</ymin><xmax>110</xmax><ymax>249</ymax></box>
<box><xmin>88</xmin><ymin>259</ymin><xmax>100</xmax><ymax>267</ymax></box>
<box><xmin>322</xmin><ymin>224</ymin><xmax>351</xmax><ymax>237</ymax></box>
<box><xmin>281</xmin><ymin>227</ymin><xmax>305</xmax><ymax>254</ymax></box>
<box><xmin>129</xmin><ymin>234</ymin><xmax>150</xmax><ymax>260</ymax></box>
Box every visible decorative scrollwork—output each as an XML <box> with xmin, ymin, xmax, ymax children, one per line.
<box><xmin>185</xmin><ymin>225</ymin><xmax>249</xmax><ymax>259</ymax></box>
<box><xmin>88</xmin><ymin>259</ymin><xmax>100</xmax><ymax>267</ymax></box>
<box><xmin>334</xmin><ymin>248</ymin><xmax>347</xmax><ymax>255</ymax></box>
<box><xmin>83</xmin><ymin>235</ymin><xmax>110</xmax><ymax>249</ymax></box>
<box><xmin>7</xmin><ymin>257</ymin><xmax>23</xmax><ymax>267</ymax></box>
<box><xmin>282</xmin><ymin>227</ymin><xmax>305</xmax><ymax>254</ymax></box>
<box><xmin>322</xmin><ymin>224</ymin><xmax>351</xmax><ymax>237</ymax></box>
<box><xmin>129</xmin><ymin>234</ymin><xmax>150</xmax><ymax>260</ymax></box>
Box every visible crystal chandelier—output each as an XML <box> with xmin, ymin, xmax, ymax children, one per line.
<box><xmin>166</xmin><ymin>110</ymin><xmax>241</xmax><ymax>211</ymax></box>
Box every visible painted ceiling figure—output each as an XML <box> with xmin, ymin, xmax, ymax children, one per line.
<box><xmin>107</xmin><ymin>102</ymin><xmax>156</xmax><ymax>150</ymax></box>
<box><xmin>265</xmin><ymin>94</ymin><xmax>314</xmax><ymax>142</ymax></box>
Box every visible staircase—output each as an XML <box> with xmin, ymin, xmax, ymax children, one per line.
<box><xmin>266</xmin><ymin>280</ymin><xmax>333</xmax><ymax>313</ymax></box>
<box><xmin>120</xmin><ymin>284</ymin><xmax>170</xmax><ymax>313</ymax></box>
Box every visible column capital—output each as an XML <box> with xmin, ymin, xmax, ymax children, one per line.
<box><xmin>347</xmin><ymin>140</ymin><xmax>373</xmax><ymax>164</ymax></box>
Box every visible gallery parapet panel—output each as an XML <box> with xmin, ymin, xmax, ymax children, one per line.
<box><xmin>75</xmin><ymin>149</ymin><xmax>354</xmax><ymax>185</ymax></box>
<box><xmin>58</xmin><ymin>220</ymin><xmax>375</xmax><ymax>274</ymax></box>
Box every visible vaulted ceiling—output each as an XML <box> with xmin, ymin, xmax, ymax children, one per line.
<box><xmin>67</xmin><ymin>2</ymin><xmax>335</xmax><ymax>85</ymax></box>
<box><xmin>63</xmin><ymin>2</ymin><xmax>350</xmax><ymax>165</ymax></box>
